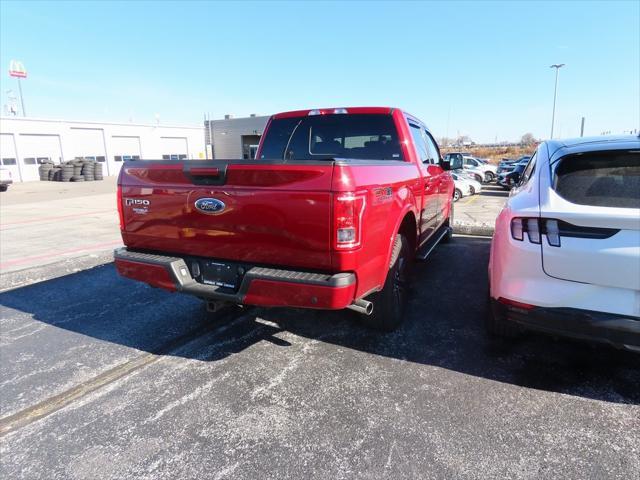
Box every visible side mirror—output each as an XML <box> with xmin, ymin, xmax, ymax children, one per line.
<box><xmin>441</xmin><ymin>154</ymin><xmax>463</xmax><ymax>171</ymax></box>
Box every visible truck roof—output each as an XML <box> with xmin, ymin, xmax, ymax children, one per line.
<box><xmin>272</xmin><ymin>107</ymin><xmax>394</xmax><ymax>119</ymax></box>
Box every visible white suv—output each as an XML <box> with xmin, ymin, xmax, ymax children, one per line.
<box><xmin>463</xmin><ymin>156</ymin><xmax>497</xmax><ymax>182</ymax></box>
<box><xmin>488</xmin><ymin>136</ymin><xmax>640</xmax><ymax>351</ymax></box>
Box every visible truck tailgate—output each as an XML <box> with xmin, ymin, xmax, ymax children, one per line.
<box><xmin>119</xmin><ymin>161</ymin><xmax>334</xmax><ymax>271</ymax></box>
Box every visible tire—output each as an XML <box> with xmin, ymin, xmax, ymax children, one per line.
<box><xmin>485</xmin><ymin>291</ymin><xmax>519</xmax><ymax>338</ymax></box>
<box><xmin>441</xmin><ymin>201</ymin><xmax>454</xmax><ymax>243</ymax></box>
<box><xmin>474</xmin><ymin>173</ymin><xmax>483</xmax><ymax>183</ymax></box>
<box><xmin>0</xmin><ymin>185</ymin><xmax>8</xmax><ymax>192</ymax></box>
<box><xmin>469</xmin><ymin>186</ymin><xmax>476</xmax><ymax>195</ymax></box>
<box><xmin>71</xmin><ymin>175</ymin><xmax>85</xmax><ymax>182</ymax></box>
<box><xmin>453</xmin><ymin>188</ymin><xmax>462</xmax><ymax>202</ymax></box>
<box><xmin>360</xmin><ymin>234</ymin><xmax>411</xmax><ymax>332</ymax></box>
<box><xmin>484</xmin><ymin>171</ymin><xmax>495</xmax><ymax>183</ymax></box>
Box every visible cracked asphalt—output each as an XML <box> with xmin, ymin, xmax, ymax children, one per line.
<box><xmin>1</xmin><ymin>236</ymin><xmax>639</xmax><ymax>479</ymax></box>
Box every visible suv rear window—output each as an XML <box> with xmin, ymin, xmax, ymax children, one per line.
<box><xmin>553</xmin><ymin>149</ymin><xmax>640</xmax><ymax>208</ymax></box>
<box><xmin>260</xmin><ymin>114</ymin><xmax>403</xmax><ymax>161</ymax></box>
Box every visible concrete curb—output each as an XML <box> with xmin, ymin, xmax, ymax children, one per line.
<box><xmin>0</xmin><ymin>250</ymin><xmax>115</xmax><ymax>293</ymax></box>
<box><xmin>453</xmin><ymin>223</ymin><xmax>495</xmax><ymax>237</ymax></box>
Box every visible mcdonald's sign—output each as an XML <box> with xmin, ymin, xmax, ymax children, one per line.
<box><xmin>9</xmin><ymin>60</ymin><xmax>27</xmax><ymax>78</ymax></box>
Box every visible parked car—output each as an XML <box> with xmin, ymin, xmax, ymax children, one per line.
<box><xmin>497</xmin><ymin>155</ymin><xmax>530</xmax><ymax>175</ymax></box>
<box><xmin>487</xmin><ymin>135</ymin><xmax>640</xmax><ymax>351</ymax></box>
<box><xmin>462</xmin><ymin>155</ymin><xmax>497</xmax><ymax>182</ymax></box>
<box><xmin>497</xmin><ymin>161</ymin><xmax>528</xmax><ymax>189</ymax></box>
<box><xmin>0</xmin><ymin>168</ymin><xmax>13</xmax><ymax>191</ymax></box>
<box><xmin>114</xmin><ymin>107</ymin><xmax>456</xmax><ymax>331</ymax></box>
<box><xmin>451</xmin><ymin>171</ymin><xmax>481</xmax><ymax>201</ymax></box>
<box><xmin>444</xmin><ymin>153</ymin><xmax>483</xmax><ymax>183</ymax></box>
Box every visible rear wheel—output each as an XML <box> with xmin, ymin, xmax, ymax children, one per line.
<box><xmin>0</xmin><ymin>185</ymin><xmax>7</xmax><ymax>192</ymax></box>
<box><xmin>453</xmin><ymin>189</ymin><xmax>462</xmax><ymax>202</ymax></box>
<box><xmin>474</xmin><ymin>173</ymin><xmax>483</xmax><ymax>183</ymax></box>
<box><xmin>360</xmin><ymin>234</ymin><xmax>411</xmax><ymax>332</ymax></box>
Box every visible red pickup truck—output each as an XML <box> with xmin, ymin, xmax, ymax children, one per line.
<box><xmin>114</xmin><ymin>107</ymin><xmax>455</xmax><ymax>330</ymax></box>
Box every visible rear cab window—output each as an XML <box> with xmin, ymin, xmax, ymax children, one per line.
<box><xmin>552</xmin><ymin>149</ymin><xmax>640</xmax><ymax>208</ymax></box>
<box><xmin>260</xmin><ymin>114</ymin><xmax>404</xmax><ymax>161</ymax></box>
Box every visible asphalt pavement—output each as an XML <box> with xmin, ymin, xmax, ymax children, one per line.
<box><xmin>1</xmin><ymin>236</ymin><xmax>638</xmax><ymax>479</ymax></box>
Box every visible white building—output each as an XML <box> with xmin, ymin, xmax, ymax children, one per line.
<box><xmin>0</xmin><ymin>117</ymin><xmax>206</xmax><ymax>182</ymax></box>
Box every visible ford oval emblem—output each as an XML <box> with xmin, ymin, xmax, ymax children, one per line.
<box><xmin>194</xmin><ymin>198</ymin><xmax>225</xmax><ymax>214</ymax></box>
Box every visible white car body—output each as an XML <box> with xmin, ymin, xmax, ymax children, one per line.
<box><xmin>488</xmin><ymin>136</ymin><xmax>640</xmax><ymax>350</ymax></box>
<box><xmin>451</xmin><ymin>172</ymin><xmax>473</xmax><ymax>201</ymax></box>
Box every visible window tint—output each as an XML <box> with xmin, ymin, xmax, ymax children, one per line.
<box><xmin>423</xmin><ymin>130</ymin><xmax>440</xmax><ymax>165</ymax></box>
<box><xmin>259</xmin><ymin>117</ymin><xmax>300</xmax><ymax>160</ymax></box>
<box><xmin>553</xmin><ymin>150</ymin><xmax>639</xmax><ymax>208</ymax></box>
<box><xmin>409</xmin><ymin>124</ymin><xmax>428</xmax><ymax>162</ymax></box>
<box><xmin>2</xmin><ymin>158</ymin><xmax>17</xmax><ymax>165</ymax></box>
<box><xmin>23</xmin><ymin>158</ymin><xmax>37</xmax><ymax>165</ymax></box>
<box><xmin>519</xmin><ymin>152</ymin><xmax>536</xmax><ymax>185</ymax></box>
<box><xmin>263</xmin><ymin>114</ymin><xmax>403</xmax><ymax>161</ymax></box>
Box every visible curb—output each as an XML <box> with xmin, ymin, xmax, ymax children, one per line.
<box><xmin>453</xmin><ymin>223</ymin><xmax>495</xmax><ymax>237</ymax></box>
<box><xmin>0</xmin><ymin>250</ymin><xmax>115</xmax><ymax>293</ymax></box>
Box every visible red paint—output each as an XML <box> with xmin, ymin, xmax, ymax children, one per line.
<box><xmin>498</xmin><ymin>297</ymin><xmax>536</xmax><ymax>310</ymax></box>
<box><xmin>116</xmin><ymin>107</ymin><xmax>454</xmax><ymax>310</ymax></box>
<box><xmin>244</xmin><ymin>279</ymin><xmax>356</xmax><ymax>309</ymax></box>
<box><xmin>114</xmin><ymin>259</ymin><xmax>176</xmax><ymax>292</ymax></box>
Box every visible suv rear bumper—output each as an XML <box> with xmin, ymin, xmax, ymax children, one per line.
<box><xmin>114</xmin><ymin>248</ymin><xmax>357</xmax><ymax>310</ymax></box>
<box><xmin>491</xmin><ymin>298</ymin><xmax>640</xmax><ymax>351</ymax></box>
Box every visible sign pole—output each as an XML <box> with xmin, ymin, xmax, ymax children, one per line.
<box><xmin>17</xmin><ymin>77</ymin><xmax>26</xmax><ymax>117</ymax></box>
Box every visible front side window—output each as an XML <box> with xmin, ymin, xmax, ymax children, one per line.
<box><xmin>553</xmin><ymin>149</ymin><xmax>639</xmax><ymax>208</ymax></box>
<box><xmin>409</xmin><ymin>124</ymin><xmax>428</xmax><ymax>163</ymax></box>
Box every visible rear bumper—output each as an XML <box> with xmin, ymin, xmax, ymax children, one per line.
<box><xmin>0</xmin><ymin>179</ymin><xmax>12</xmax><ymax>185</ymax></box>
<box><xmin>491</xmin><ymin>299</ymin><xmax>640</xmax><ymax>351</ymax></box>
<box><xmin>114</xmin><ymin>248</ymin><xmax>357</xmax><ymax>310</ymax></box>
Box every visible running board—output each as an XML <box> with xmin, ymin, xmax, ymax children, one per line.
<box><xmin>416</xmin><ymin>226</ymin><xmax>452</xmax><ymax>261</ymax></box>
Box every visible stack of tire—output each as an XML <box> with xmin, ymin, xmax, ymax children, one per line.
<box><xmin>60</xmin><ymin>162</ymin><xmax>75</xmax><ymax>182</ymax></box>
<box><xmin>71</xmin><ymin>160</ymin><xmax>85</xmax><ymax>182</ymax></box>
<box><xmin>81</xmin><ymin>160</ymin><xmax>95</xmax><ymax>182</ymax></box>
<box><xmin>38</xmin><ymin>159</ymin><xmax>55</xmax><ymax>181</ymax></box>
<box><xmin>49</xmin><ymin>167</ymin><xmax>62</xmax><ymax>181</ymax></box>
<box><xmin>94</xmin><ymin>162</ymin><xmax>103</xmax><ymax>181</ymax></box>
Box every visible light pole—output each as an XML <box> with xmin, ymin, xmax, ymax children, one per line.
<box><xmin>549</xmin><ymin>64</ymin><xmax>565</xmax><ymax>139</ymax></box>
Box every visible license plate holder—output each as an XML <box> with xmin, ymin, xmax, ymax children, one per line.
<box><xmin>201</xmin><ymin>261</ymin><xmax>238</xmax><ymax>289</ymax></box>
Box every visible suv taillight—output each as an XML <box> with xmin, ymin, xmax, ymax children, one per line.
<box><xmin>511</xmin><ymin>217</ymin><xmax>560</xmax><ymax>247</ymax></box>
<box><xmin>117</xmin><ymin>185</ymin><xmax>125</xmax><ymax>230</ymax></box>
<box><xmin>333</xmin><ymin>193</ymin><xmax>365</xmax><ymax>250</ymax></box>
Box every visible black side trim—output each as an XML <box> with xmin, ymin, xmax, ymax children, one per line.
<box><xmin>554</xmin><ymin>220</ymin><xmax>619</xmax><ymax>239</ymax></box>
<box><xmin>114</xmin><ymin>248</ymin><xmax>355</xmax><ymax>302</ymax></box>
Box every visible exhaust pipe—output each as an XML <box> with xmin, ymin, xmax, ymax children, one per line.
<box><xmin>347</xmin><ymin>298</ymin><xmax>373</xmax><ymax>316</ymax></box>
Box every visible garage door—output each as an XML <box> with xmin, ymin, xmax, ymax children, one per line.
<box><xmin>0</xmin><ymin>133</ymin><xmax>21</xmax><ymax>182</ymax></box>
<box><xmin>160</xmin><ymin>137</ymin><xmax>188</xmax><ymax>160</ymax></box>
<box><xmin>110</xmin><ymin>136</ymin><xmax>141</xmax><ymax>174</ymax></box>
<box><xmin>19</xmin><ymin>134</ymin><xmax>63</xmax><ymax>182</ymax></box>
<box><xmin>69</xmin><ymin>128</ymin><xmax>107</xmax><ymax>169</ymax></box>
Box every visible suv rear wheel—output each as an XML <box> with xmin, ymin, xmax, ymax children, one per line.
<box><xmin>484</xmin><ymin>171</ymin><xmax>495</xmax><ymax>182</ymax></box>
<box><xmin>361</xmin><ymin>234</ymin><xmax>411</xmax><ymax>332</ymax></box>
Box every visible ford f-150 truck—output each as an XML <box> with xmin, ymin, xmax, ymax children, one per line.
<box><xmin>114</xmin><ymin>107</ymin><xmax>455</xmax><ymax>331</ymax></box>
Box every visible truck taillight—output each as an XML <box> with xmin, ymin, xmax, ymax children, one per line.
<box><xmin>117</xmin><ymin>185</ymin><xmax>125</xmax><ymax>230</ymax></box>
<box><xmin>333</xmin><ymin>193</ymin><xmax>366</xmax><ymax>250</ymax></box>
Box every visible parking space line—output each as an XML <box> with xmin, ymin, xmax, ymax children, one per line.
<box><xmin>0</xmin><ymin>307</ymin><xmax>255</xmax><ymax>437</ymax></box>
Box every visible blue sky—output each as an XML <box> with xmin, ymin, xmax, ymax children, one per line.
<box><xmin>1</xmin><ymin>0</ymin><xmax>638</xmax><ymax>142</ymax></box>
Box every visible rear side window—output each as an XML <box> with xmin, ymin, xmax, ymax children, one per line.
<box><xmin>260</xmin><ymin>114</ymin><xmax>403</xmax><ymax>161</ymax></box>
<box><xmin>553</xmin><ymin>150</ymin><xmax>640</xmax><ymax>208</ymax></box>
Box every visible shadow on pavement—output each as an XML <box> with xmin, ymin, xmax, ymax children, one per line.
<box><xmin>1</xmin><ymin>237</ymin><xmax>638</xmax><ymax>405</ymax></box>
